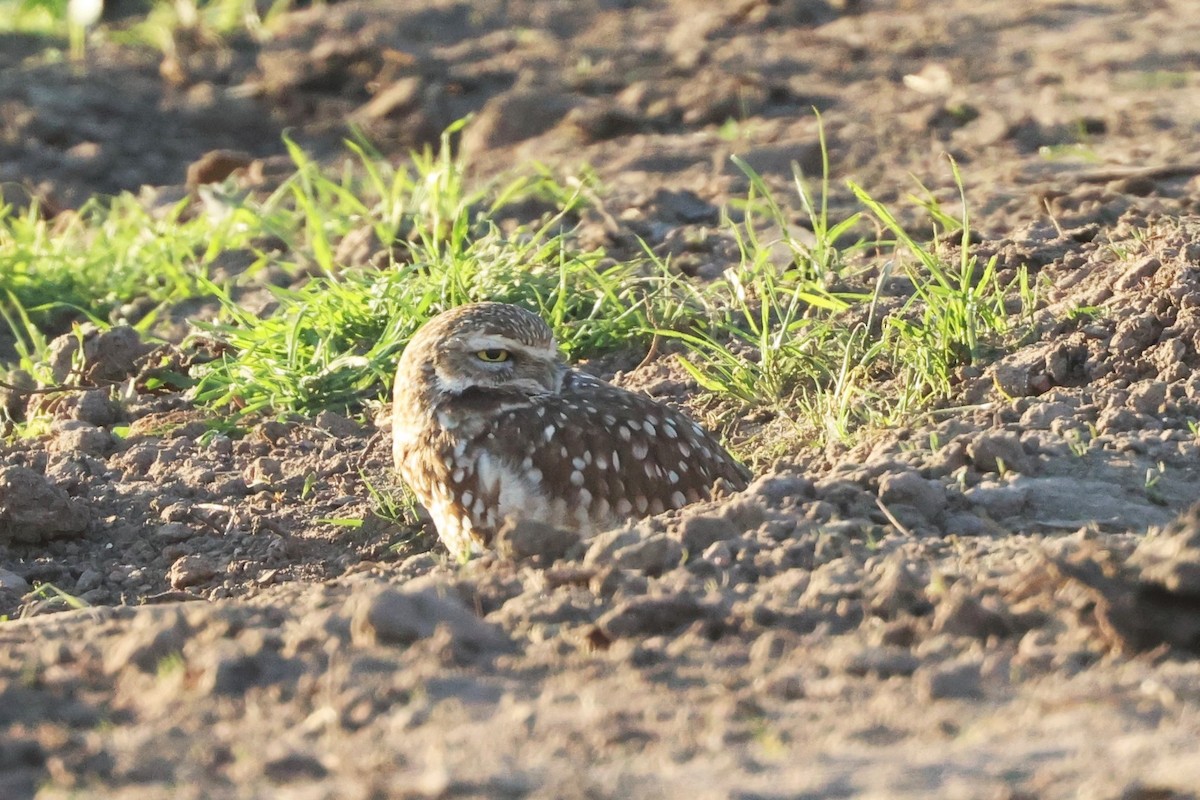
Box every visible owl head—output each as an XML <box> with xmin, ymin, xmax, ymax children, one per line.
<box><xmin>397</xmin><ymin>303</ymin><xmax>564</xmax><ymax>403</ymax></box>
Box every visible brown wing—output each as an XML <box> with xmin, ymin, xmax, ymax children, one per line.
<box><xmin>485</xmin><ymin>369</ymin><xmax>749</xmax><ymax>527</ymax></box>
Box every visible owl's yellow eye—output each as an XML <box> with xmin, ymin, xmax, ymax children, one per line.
<box><xmin>476</xmin><ymin>349</ymin><xmax>510</xmax><ymax>363</ymax></box>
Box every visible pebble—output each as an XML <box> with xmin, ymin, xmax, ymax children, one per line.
<box><xmin>916</xmin><ymin>658</ymin><xmax>985</xmax><ymax>700</ymax></box>
<box><xmin>495</xmin><ymin>518</ymin><xmax>580</xmax><ymax>563</ymax></box>
<box><xmin>597</xmin><ymin>594</ymin><xmax>714</xmax><ymax>639</ymax></box>
<box><xmin>932</xmin><ymin>590</ymin><xmax>1012</xmax><ymax>640</ymax></box>
<box><xmin>744</xmin><ymin>473</ymin><xmax>815</xmax><ymax>507</ymax></box>
<box><xmin>1127</xmin><ymin>380</ymin><xmax>1168</xmax><ymax>415</ymax></box>
<box><xmin>0</xmin><ymin>568</ymin><xmax>30</xmax><ymax>593</ymax></box>
<box><xmin>610</xmin><ymin>533</ymin><xmax>684</xmax><ymax>574</ymax></box>
<box><xmin>51</xmin><ymin>421</ymin><xmax>114</xmax><ymax>456</ymax></box>
<box><xmin>314</xmin><ymin>411</ymin><xmax>361</xmax><ymax>438</ymax></box>
<box><xmin>74</xmin><ymin>567</ymin><xmax>102</xmax><ymax>593</ymax></box>
<box><xmin>47</xmin><ymin>324</ymin><xmax>152</xmax><ymax>384</ymax></box>
<box><xmin>70</xmin><ymin>390</ymin><xmax>121</xmax><ymax>426</ymax></box>
<box><xmin>963</xmin><ymin>481</ymin><xmax>1029</xmax><ymax>520</ymax></box>
<box><xmin>262</xmin><ymin>751</ymin><xmax>328</xmax><ymax>782</ymax></box>
<box><xmin>990</xmin><ymin>349</ymin><xmax>1049</xmax><ymax>398</ymax></box>
<box><xmin>167</xmin><ymin>555</ymin><xmax>217</xmax><ymax>589</ymax></box>
<box><xmin>877</xmin><ymin>471</ymin><xmax>947</xmax><ymax>516</ymax></box>
<box><xmin>0</xmin><ymin>465</ymin><xmax>90</xmax><ymax>544</ymax></box>
<box><xmin>349</xmin><ymin>580</ymin><xmax>511</xmax><ymax>658</ymax></box>
<box><xmin>966</xmin><ymin>431</ymin><xmax>1029</xmax><ymax>474</ymax></box>
<box><xmin>185</xmin><ymin>149</ymin><xmax>253</xmax><ymax>187</ymax></box>
<box><xmin>867</xmin><ymin>556</ymin><xmax>929</xmax><ymax>618</ymax></box>
<box><xmin>1019</xmin><ymin>401</ymin><xmax>1074</xmax><ymax>429</ymax></box>
<box><xmin>243</xmin><ymin>457</ymin><xmax>283</xmax><ymax>488</ymax></box>
<box><xmin>675</xmin><ymin>514</ymin><xmax>738</xmax><ymax>552</ymax></box>
<box><xmin>458</xmin><ymin>88</ymin><xmax>576</xmax><ymax>155</ymax></box>
<box><xmin>941</xmin><ymin>511</ymin><xmax>989</xmax><ymax>537</ymax></box>
<box><xmin>154</xmin><ymin>523</ymin><xmax>195</xmax><ymax>543</ymax></box>
<box><xmin>583</xmin><ymin>525</ymin><xmax>643</xmax><ymax>566</ymax></box>
<box><xmin>832</xmin><ymin>644</ymin><xmax>921</xmax><ymax>678</ymax></box>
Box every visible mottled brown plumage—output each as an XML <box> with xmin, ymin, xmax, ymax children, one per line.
<box><xmin>392</xmin><ymin>302</ymin><xmax>750</xmax><ymax>558</ymax></box>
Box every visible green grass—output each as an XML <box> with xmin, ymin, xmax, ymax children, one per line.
<box><xmin>651</xmin><ymin>137</ymin><xmax>1031</xmax><ymax>450</ymax></box>
<box><xmin>2</xmin><ymin>114</ymin><xmax>1035</xmax><ymax>458</ymax></box>
<box><xmin>186</xmin><ymin>125</ymin><xmax>663</xmax><ymax>415</ymax></box>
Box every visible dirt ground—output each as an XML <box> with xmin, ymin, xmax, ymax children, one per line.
<box><xmin>4</xmin><ymin>0</ymin><xmax>1200</xmax><ymax>797</ymax></box>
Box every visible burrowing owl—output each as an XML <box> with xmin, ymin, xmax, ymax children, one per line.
<box><xmin>392</xmin><ymin>302</ymin><xmax>751</xmax><ymax>558</ymax></box>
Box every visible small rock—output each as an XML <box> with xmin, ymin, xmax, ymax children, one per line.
<box><xmin>334</xmin><ymin>225</ymin><xmax>383</xmax><ymax>267</ymax></box>
<box><xmin>878</xmin><ymin>471</ymin><xmax>947</xmax><ymax>516</ymax></box>
<box><xmin>583</xmin><ymin>525</ymin><xmax>643</xmax><ymax>566</ymax></box>
<box><xmin>966</xmin><ymin>431</ymin><xmax>1028</xmax><ymax>474</ymax></box>
<box><xmin>75</xmin><ymin>568</ymin><xmax>102</xmax><ymax>593</ymax></box>
<box><xmin>50</xmin><ymin>420</ymin><xmax>113</xmax><ymax>456</ymax></box>
<box><xmin>675</xmin><ymin>513</ymin><xmax>738</xmax><ymax>553</ymax></box>
<box><xmin>350</xmin><ymin>580</ymin><xmax>511</xmax><ymax>659</ymax></box>
<box><xmin>495</xmin><ymin>518</ymin><xmax>580</xmax><ymax>563</ymax></box>
<box><xmin>718</xmin><ymin>497</ymin><xmax>768</xmax><ymax>531</ymax></box>
<box><xmin>916</xmin><ymin>658</ymin><xmax>984</xmax><ymax>700</ymax></box>
<box><xmin>186</xmin><ymin>149</ymin><xmax>253</xmax><ymax>187</ymax></box>
<box><xmin>611</xmin><ymin>533</ymin><xmax>684</xmax><ymax>574</ymax></box>
<box><xmin>729</xmin><ymin>141</ymin><xmax>824</xmax><ymax>181</ymax></box>
<box><xmin>1114</xmin><ymin>256</ymin><xmax>1161</xmax><ymax>290</ymax></box>
<box><xmin>1127</xmin><ymin>380</ymin><xmax>1168</xmax><ymax>415</ymax></box>
<box><xmin>313</xmin><ymin>410</ymin><xmax>361</xmax><ymax>438</ymax></box>
<box><xmin>1019</xmin><ymin>401</ymin><xmax>1074</xmax><ymax>429</ymax></box>
<box><xmin>566</xmin><ymin>101</ymin><xmax>644</xmax><ymax>142</ymax></box>
<box><xmin>167</xmin><ymin>555</ymin><xmax>217</xmax><ymax>589</ymax></box>
<box><xmin>154</xmin><ymin>523</ymin><xmax>195</xmax><ymax>543</ymax></box>
<box><xmin>990</xmin><ymin>348</ymin><xmax>1049</xmax><ymax>397</ymax></box>
<box><xmin>1096</xmin><ymin>406</ymin><xmax>1141</xmax><ymax>434</ymax></box>
<box><xmin>1108</xmin><ymin>175</ymin><xmax>1157</xmax><ymax>197</ymax></box>
<box><xmin>47</xmin><ymin>324</ymin><xmax>152</xmax><ymax>384</ymax></box>
<box><xmin>0</xmin><ymin>568</ymin><xmax>30</xmax><ymax>593</ymax></box>
<box><xmin>867</xmin><ymin>556</ymin><xmax>930</xmax><ymax>618</ymax></box>
<box><xmin>664</xmin><ymin>7</ymin><xmax>723</xmax><ymax>69</ymax></box>
<box><xmin>352</xmin><ymin>76</ymin><xmax>423</xmax><ymax>121</ymax></box>
<box><xmin>649</xmin><ymin>189</ymin><xmax>719</xmax><ymax>225</ymax></box>
<box><xmin>262</xmin><ymin>751</ymin><xmax>328</xmax><ymax>782</ymax></box>
<box><xmin>679</xmin><ymin>72</ymin><xmax>768</xmax><ymax>126</ymax></box>
<box><xmin>700</xmin><ymin>540</ymin><xmax>734</xmax><ymax>568</ymax></box>
<box><xmin>833</xmin><ymin>645</ymin><xmax>920</xmax><ymax>678</ymax></box>
<box><xmin>748</xmin><ymin>629</ymin><xmax>800</xmax><ymax>665</ymax></box>
<box><xmin>244</xmin><ymin>457</ymin><xmax>283</xmax><ymax>488</ymax></box>
<box><xmin>200</xmin><ymin>632</ymin><xmax>299</xmax><ymax>696</ymax></box>
<box><xmin>0</xmin><ymin>466</ymin><xmax>89</xmax><ymax>544</ymax></box>
<box><xmin>459</xmin><ymin>89</ymin><xmax>576</xmax><ymax>155</ymax></box>
<box><xmin>932</xmin><ymin>589</ymin><xmax>1011</xmax><ymax>639</ymax></box>
<box><xmin>941</xmin><ymin>511</ymin><xmax>988</xmax><ymax>537</ymax></box>
<box><xmin>1110</xmin><ymin>313</ymin><xmax>1161</xmax><ymax>358</ymax></box>
<box><xmin>744</xmin><ymin>473</ymin><xmax>815</xmax><ymax>507</ymax></box>
<box><xmin>597</xmin><ymin>594</ymin><xmax>715</xmax><ymax>638</ymax></box>
<box><xmin>963</xmin><ymin>482</ymin><xmax>1029</xmax><ymax>520</ymax></box>
<box><xmin>1131</xmin><ymin>504</ymin><xmax>1200</xmax><ymax>593</ymax></box>
<box><xmin>254</xmin><ymin>420</ymin><xmax>292</xmax><ymax>444</ymax></box>
<box><xmin>925</xmin><ymin>439</ymin><xmax>969</xmax><ymax>477</ymax></box>
<box><xmin>71</xmin><ymin>390</ymin><xmax>121</xmax><ymax>426</ymax></box>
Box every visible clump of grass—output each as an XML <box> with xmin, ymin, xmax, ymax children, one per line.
<box><xmin>3</xmin><ymin>110</ymin><xmax>1035</xmax><ymax>462</ymax></box>
<box><xmin>188</xmin><ymin>123</ymin><xmax>665</xmax><ymax>415</ymax></box>
<box><xmin>655</xmin><ymin>130</ymin><xmax>1031</xmax><ymax>448</ymax></box>
<box><xmin>0</xmin><ymin>179</ymin><xmax>296</xmax><ymax>346</ymax></box>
